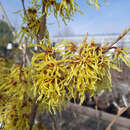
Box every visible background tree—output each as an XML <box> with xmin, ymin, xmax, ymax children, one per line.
<box><xmin>0</xmin><ymin>20</ymin><xmax>14</xmax><ymax>57</ymax></box>
<box><xmin>0</xmin><ymin>20</ymin><xmax>14</xmax><ymax>44</ymax></box>
<box><xmin>0</xmin><ymin>0</ymin><xmax>129</xmax><ymax>130</ymax></box>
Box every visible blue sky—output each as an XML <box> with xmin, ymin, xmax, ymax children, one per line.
<box><xmin>0</xmin><ymin>0</ymin><xmax>130</xmax><ymax>36</ymax></box>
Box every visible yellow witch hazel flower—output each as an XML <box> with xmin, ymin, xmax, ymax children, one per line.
<box><xmin>32</xmin><ymin>42</ymin><xmax>69</xmax><ymax>113</ymax></box>
<box><xmin>0</xmin><ymin>64</ymin><xmax>33</xmax><ymax>130</ymax></box>
<box><xmin>112</xmin><ymin>47</ymin><xmax>130</xmax><ymax>67</ymax></box>
<box><xmin>64</xmin><ymin>41</ymin><xmax>112</xmax><ymax>104</ymax></box>
<box><xmin>32</xmin><ymin>37</ymin><xmax>130</xmax><ymax>113</ymax></box>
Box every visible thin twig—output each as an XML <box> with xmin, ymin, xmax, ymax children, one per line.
<box><xmin>21</xmin><ymin>0</ymin><xmax>27</xmax><ymax>15</ymax></box>
<box><xmin>104</xmin><ymin>28</ymin><xmax>130</xmax><ymax>52</ymax></box>
<box><xmin>106</xmin><ymin>104</ymin><xmax>130</xmax><ymax>130</ymax></box>
<box><xmin>111</xmin><ymin>28</ymin><xmax>130</xmax><ymax>47</ymax></box>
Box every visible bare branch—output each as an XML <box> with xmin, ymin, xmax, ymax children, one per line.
<box><xmin>66</xmin><ymin>103</ymin><xmax>130</xmax><ymax>128</ymax></box>
<box><xmin>111</xmin><ymin>28</ymin><xmax>130</xmax><ymax>46</ymax></box>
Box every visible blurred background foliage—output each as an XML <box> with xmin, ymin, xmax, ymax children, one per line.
<box><xmin>0</xmin><ymin>20</ymin><xmax>23</xmax><ymax>64</ymax></box>
<box><xmin>0</xmin><ymin>20</ymin><xmax>13</xmax><ymax>44</ymax></box>
<box><xmin>0</xmin><ymin>20</ymin><xmax>13</xmax><ymax>57</ymax></box>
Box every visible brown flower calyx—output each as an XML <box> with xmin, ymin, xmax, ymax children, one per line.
<box><xmin>114</xmin><ymin>47</ymin><xmax>123</xmax><ymax>55</ymax></box>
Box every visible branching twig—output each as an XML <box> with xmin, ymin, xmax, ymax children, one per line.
<box><xmin>106</xmin><ymin>104</ymin><xmax>130</xmax><ymax>130</ymax></box>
